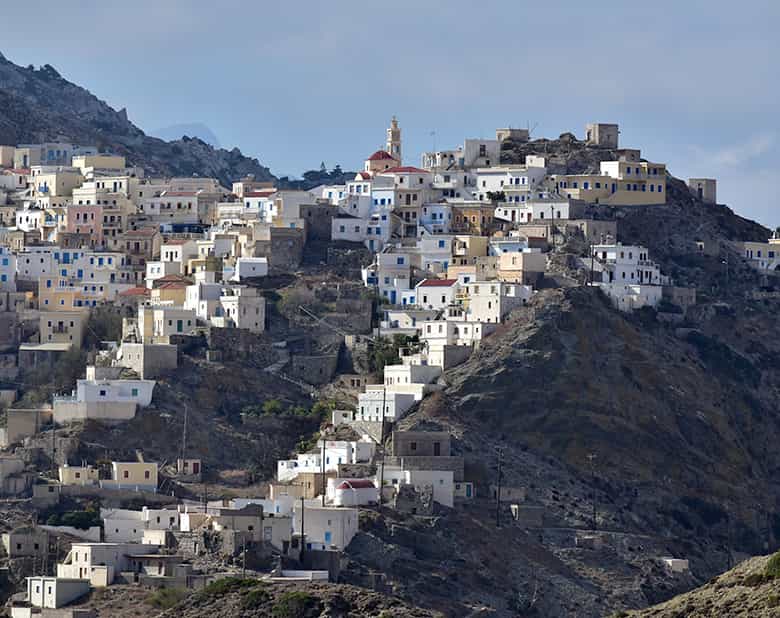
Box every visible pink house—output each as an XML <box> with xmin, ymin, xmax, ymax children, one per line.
<box><xmin>67</xmin><ymin>205</ymin><xmax>103</xmax><ymax>247</ymax></box>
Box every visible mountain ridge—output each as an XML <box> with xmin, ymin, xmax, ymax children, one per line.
<box><xmin>0</xmin><ymin>53</ymin><xmax>274</xmax><ymax>187</ymax></box>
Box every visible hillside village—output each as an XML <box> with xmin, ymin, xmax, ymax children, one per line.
<box><xmin>0</xmin><ymin>117</ymin><xmax>776</xmax><ymax>618</ymax></box>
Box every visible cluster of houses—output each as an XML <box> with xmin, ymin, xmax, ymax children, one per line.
<box><xmin>0</xmin><ymin>122</ymin><xmax>721</xmax><ymax>614</ymax></box>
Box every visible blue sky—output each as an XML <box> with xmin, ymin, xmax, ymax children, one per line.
<box><xmin>2</xmin><ymin>1</ymin><xmax>778</xmax><ymax>226</ymax></box>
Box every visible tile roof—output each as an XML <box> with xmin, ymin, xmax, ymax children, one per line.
<box><xmin>244</xmin><ymin>190</ymin><xmax>277</xmax><ymax>198</ymax></box>
<box><xmin>336</xmin><ymin>479</ymin><xmax>376</xmax><ymax>489</ymax></box>
<box><xmin>367</xmin><ymin>150</ymin><xmax>396</xmax><ymax>161</ymax></box>
<box><xmin>119</xmin><ymin>286</ymin><xmax>150</xmax><ymax>297</ymax></box>
<box><xmin>382</xmin><ymin>166</ymin><xmax>429</xmax><ymax>175</ymax></box>
<box><xmin>156</xmin><ymin>274</ymin><xmax>191</xmax><ymax>283</ymax></box>
<box><xmin>417</xmin><ymin>278</ymin><xmax>457</xmax><ymax>287</ymax></box>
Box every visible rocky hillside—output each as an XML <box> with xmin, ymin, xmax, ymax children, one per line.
<box><xmin>0</xmin><ymin>52</ymin><xmax>274</xmax><ymax>186</ymax></box>
<box><xmin>61</xmin><ymin>579</ymin><xmax>441</xmax><ymax>618</ymax></box>
<box><xmin>372</xmin><ymin>157</ymin><xmax>780</xmax><ymax>614</ymax></box>
<box><xmin>355</xmin><ymin>278</ymin><xmax>780</xmax><ymax>616</ymax></box>
<box><xmin>625</xmin><ymin>552</ymin><xmax>780</xmax><ymax>617</ymax></box>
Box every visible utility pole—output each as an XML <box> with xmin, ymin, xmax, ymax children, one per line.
<box><xmin>242</xmin><ymin>536</ymin><xmax>246</xmax><ymax>577</ymax></box>
<box><xmin>587</xmin><ymin>453</ymin><xmax>597</xmax><ymax>530</ymax></box>
<box><xmin>50</xmin><ymin>419</ymin><xmax>57</xmax><ymax>480</ymax></box>
<box><xmin>320</xmin><ymin>437</ymin><xmax>325</xmax><ymax>507</ymax></box>
<box><xmin>299</xmin><ymin>496</ymin><xmax>305</xmax><ymax>563</ymax></box>
<box><xmin>589</xmin><ymin>241</ymin><xmax>595</xmax><ymax>285</ymax></box>
<box><xmin>378</xmin><ymin>385</ymin><xmax>387</xmax><ymax>505</ymax></box>
<box><xmin>495</xmin><ymin>446</ymin><xmax>503</xmax><ymax>528</ymax></box>
<box><xmin>180</xmin><ymin>402</ymin><xmax>188</xmax><ymax>463</ymax></box>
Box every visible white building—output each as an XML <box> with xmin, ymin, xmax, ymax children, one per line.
<box><xmin>356</xmin><ymin>386</ymin><xmax>416</xmax><ymax>423</ymax></box>
<box><xmin>590</xmin><ymin>244</ymin><xmax>667</xmax><ymax>311</ymax></box>
<box><xmin>52</xmin><ymin>371</ymin><xmax>155</xmax><ymax>424</ymax></box>
<box><xmin>0</xmin><ymin>249</ymin><xmax>16</xmax><ymax>291</ymax></box>
<box><xmin>145</xmin><ymin>261</ymin><xmax>181</xmax><ymax>288</ymax></box>
<box><xmin>377</xmin><ymin>464</ymin><xmax>454</xmax><ymax>507</ymax></box>
<box><xmin>292</xmin><ymin>505</ymin><xmax>358</xmax><ymax>551</ymax></box>
<box><xmin>361</xmin><ymin>252</ymin><xmax>412</xmax><ymax>305</ymax></box>
<box><xmin>494</xmin><ymin>197</ymin><xmax>570</xmax><ymax>223</ymax></box>
<box><xmin>216</xmin><ymin>286</ymin><xmax>265</xmax><ymax>332</ymax></box>
<box><xmin>415</xmin><ymin>278</ymin><xmax>459</xmax><ymax>310</ymax></box>
<box><xmin>326</xmin><ymin>478</ymin><xmax>378</xmax><ymax>507</ymax></box>
<box><xmin>24</xmin><ymin>576</ymin><xmax>90</xmax><ymax>609</ymax></box>
<box><xmin>56</xmin><ymin>542</ymin><xmax>159</xmax><ymax>586</ymax></box>
<box><xmin>102</xmin><ymin>507</ymin><xmax>180</xmax><ymax>543</ymax></box>
<box><xmin>277</xmin><ymin>440</ymin><xmax>375</xmax><ymax>482</ymax></box>
<box><xmin>232</xmin><ymin>257</ymin><xmax>269</xmax><ymax>280</ymax></box>
<box><xmin>459</xmin><ymin>281</ymin><xmax>532</xmax><ymax>323</ymax></box>
<box><xmin>474</xmin><ymin>159</ymin><xmax>547</xmax><ymax>202</ymax></box>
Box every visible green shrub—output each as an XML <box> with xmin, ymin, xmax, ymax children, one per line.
<box><xmin>145</xmin><ymin>588</ymin><xmax>187</xmax><ymax>609</ymax></box>
<box><xmin>262</xmin><ymin>399</ymin><xmax>284</xmax><ymax>416</ymax></box>
<box><xmin>46</xmin><ymin>509</ymin><xmax>101</xmax><ymax>530</ymax></box>
<box><xmin>199</xmin><ymin>577</ymin><xmax>258</xmax><ymax>599</ymax></box>
<box><xmin>272</xmin><ymin>591</ymin><xmax>322</xmax><ymax>618</ymax></box>
<box><xmin>766</xmin><ymin>552</ymin><xmax>780</xmax><ymax>578</ymax></box>
<box><xmin>240</xmin><ymin>587</ymin><xmax>271</xmax><ymax>610</ymax></box>
<box><xmin>310</xmin><ymin>400</ymin><xmax>333</xmax><ymax>420</ymax></box>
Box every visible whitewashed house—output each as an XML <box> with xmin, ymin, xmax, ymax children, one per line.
<box><xmin>590</xmin><ymin>244</ymin><xmax>667</xmax><ymax>311</ymax></box>
<box><xmin>415</xmin><ymin>278</ymin><xmax>459</xmax><ymax>310</ymax></box>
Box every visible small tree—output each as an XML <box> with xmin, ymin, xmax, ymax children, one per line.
<box><xmin>262</xmin><ymin>399</ymin><xmax>283</xmax><ymax>416</ymax></box>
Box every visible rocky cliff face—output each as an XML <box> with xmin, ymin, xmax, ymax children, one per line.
<box><xmin>0</xmin><ymin>52</ymin><xmax>274</xmax><ymax>186</ymax></box>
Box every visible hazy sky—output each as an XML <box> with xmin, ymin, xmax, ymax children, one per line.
<box><xmin>2</xmin><ymin>1</ymin><xmax>778</xmax><ymax>226</ymax></box>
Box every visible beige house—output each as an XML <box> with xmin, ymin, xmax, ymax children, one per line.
<box><xmin>30</xmin><ymin>166</ymin><xmax>84</xmax><ymax>197</ymax></box>
<box><xmin>39</xmin><ymin>310</ymin><xmax>88</xmax><ymax>347</ymax></box>
<box><xmin>72</xmin><ymin>154</ymin><xmax>126</xmax><ymax>172</ymax></box>
<box><xmin>741</xmin><ymin>238</ymin><xmax>780</xmax><ymax>271</ymax></box>
<box><xmin>59</xmin><ymin>465</ymin><xmax>100</xmax><ymax>485</ymax></box>
<box><xmin>59</xmin><ymin>461</ymin><xmax>158</xmax><ymax>491</ymax></box>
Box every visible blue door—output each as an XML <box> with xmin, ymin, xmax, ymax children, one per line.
<box><xmin>390</xmin><ymin>291</ymin><xmax>397</xmax><ymax>304</ymax></box>
<box><xmin>324</xmin><ymin>531</ymin><xmax>332</xmax><ymax>545</ymax></box>
<box><xmin>466</xmin><ymin>485</ymin><xmax>472</xmax><ymax>498</ymax></box>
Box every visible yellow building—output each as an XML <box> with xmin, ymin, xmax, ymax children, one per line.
<box><xmin>552</xmin><ymin>159</ymin><xmax>666</xmax><ymax>205</ymax></box>
<box><xmin>452</xmin><ymin>204</ymin><xmax>497</xmax><ymax>235</ymax></box>
<box><xmin>59</xmin><ymin>465</ymin><xmax>100</xmax><ymax>485</ymax></box>
<box><xmin>39</xmin><ymin>310</ymin><xmax>88</xmax><ymax>346</ymax></box>
<box><xmin>150</xmin><ymin>276</ymin><xmax>190</xmax><ymax>306</ymax></box>
<box><xmin>741</xmin><ymin>238</ymin><xmax>780</xmax><ymax>271</ymax></box>
<box><xmin>110</xmin><ymin>462</ymin><xmax>157</xmax><ymax>488</ymax></box>
<box><xmin>30</xmin><ymin>168</ymin><xmax>84</xmax><ymax>197</ymax></box>
<box><xmin>72</xmin><ymin>155</ymin><xmax>126</xmax><ymax>172</ymax></box>
<box><xmin>497</xmin><ymin>251</ymin><xmax>547</xmax><ymax>285</ymax></box>
<box><xmin>39</xmin><ymin>278</ymin><xmax>81</xmax><ymax>311</ymax></box>
<box><xmin>450</xmin><ymin>235</ymin><xmax>489</xmax><ymax>267</ymax></box>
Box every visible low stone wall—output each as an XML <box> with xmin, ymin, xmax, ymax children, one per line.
<box><xmin>39</xmin><ymin>525</ymin><xmax>101</xmax><ymax>542</ymax></box>
<box><xmin>289</xmin><ymin>353</ymin><xmax>339</xmax><ymax>386</ymax></box>
<box><xmin>206</xmin><ymin>327</ymin><xmax>276</xmax><ymax>364</ymax></box>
